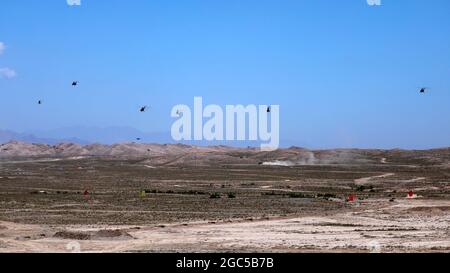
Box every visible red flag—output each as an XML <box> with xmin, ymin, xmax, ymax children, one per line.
<box><xmin>347</xmin><ymin>194</ymin><xmax>356</xmax><ymax>202</ymax></box>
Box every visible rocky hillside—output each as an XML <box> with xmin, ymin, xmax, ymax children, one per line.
<box><xmin>1</xmin><ymin>141</ymin><xmax>449</xmax><ymax>167</ymax></box>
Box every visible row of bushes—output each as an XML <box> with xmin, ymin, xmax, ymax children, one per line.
<box><xmin>144</xmin><ymin>189</ymin><xmax>208</xmax><ymax>195</ymax></box>
<box><xmin>262</xmin><ymin>191</ymin><xmax>337</xmax><ymax>199</ymax></box>
<box><xmin>143</xmin><ymin>189</ymin><xmax>237</xmax><ymax>199</ymax></box>
<box><xmin>355</xmin><ymin>185</ymin><xmax>375</xmax><ymax>192</ymax></box>
<box><xmin>210</xmin><ymin>192</ymin><xmax>236</xmax><ymax>199</ymax></box>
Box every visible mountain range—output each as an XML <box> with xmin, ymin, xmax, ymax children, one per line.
<box><xmin>0</xmin><ymin>127</ymin><xmax>171</xmax><ymax>145</ymax></box>
<box><xmin>0</xmin><ymin>127</ymin><xmax>293</xmax><ymax>148</ymax></box>
<box><xmin>1</xmin><ymin>139</ymin><xmax>449</xmax><ymax>169</ymax></box>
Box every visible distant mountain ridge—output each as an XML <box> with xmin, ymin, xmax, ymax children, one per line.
<box><xmin>1</xmin><ymin>141</ymin><xmax>449</xmax><ymax>168</ymax></box>
<box><xmin>0</xmin><ymin>127</ymin><xmax>177</xmax><ymax>145</ymax></box>
<box><xmin>0</xmin><ymin>127</ymin><xmax>285</xmax><ymax>148</ymax></box>
<box><xmin>0</xmin><ymin>129</ymin><xmax>88</xmax><ymax>145</ymax></box>
<box><xmin>29</xmin><ymin>126</ymin><xmax>173</xmax><ymax>145</ymax></box>
<box><xmin>0</xmin><ymin>141</ymin><xmax>235</xmax><ymax>158</ymax></box>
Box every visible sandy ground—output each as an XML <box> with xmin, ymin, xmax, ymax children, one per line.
<box><xmin>1</xmin><ymin>198</ymin><xmax>449</xmax><ymax>253</ymax></box>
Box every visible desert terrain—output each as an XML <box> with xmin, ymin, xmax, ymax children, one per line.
<box><xmin>0</xmin><ymin>142</ymin><xmax>449</xmax><ymax>253</ymax></box>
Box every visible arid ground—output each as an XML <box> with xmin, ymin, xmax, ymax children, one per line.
<box><xmin>0</xmin><ymin>142</ymin><xmax>449</xmax><ymax>252</ymax></box>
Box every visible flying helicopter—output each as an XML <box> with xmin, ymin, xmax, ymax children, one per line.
<box><xmin>419</xmin><ymin>87</ymin><xmax>430</xmax><ymax>93</ymax></box>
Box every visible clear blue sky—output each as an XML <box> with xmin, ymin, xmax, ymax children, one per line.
<box><xmin>0</xmin><ymin>0</ymin><xmax>449</xmax><ymax>149</ymax></box>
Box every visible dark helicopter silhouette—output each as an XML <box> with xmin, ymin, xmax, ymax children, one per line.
<box><xmin>140</xmin><ymin>106</ymin><xmax>148</xmax><ymax>112</ymax></box>
<box><xmin>72</xmin><ymin>81</ymin><xmax>79</xmax><ymax>86</ymax></box>
<box><xmin>136</xmin><ymin>138</ymin><xmax>141</xmax><ymax>141</ymax></box>
<box><xmin>38</xmin><ymin>100</ymin><xmax>42</xmax><ymax>105</ymax></box>
<box><xmin>420</xmin><ymin>87</ymin><xmax>429</xmax><ymax>93</ymax></box>
<box><xmin>267</xmin><ymin>106</ymin><xmax>271</xmax><ymax>113</ymax></box>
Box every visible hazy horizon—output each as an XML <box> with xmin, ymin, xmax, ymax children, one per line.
<box><xmin>1</xmin><ymin>126</ymin><xmax>449</xmax><ymax>150</ymax></box>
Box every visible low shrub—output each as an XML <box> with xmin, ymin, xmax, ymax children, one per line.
<box><xmin>210</xmin><ymin>192</ymin><xmax>221</xmax><ymax>199</ymax></box>
<box><xmin>227</xmin><ymin>192</ymin><xmax>236</xmax><ymax>198</ymax></box>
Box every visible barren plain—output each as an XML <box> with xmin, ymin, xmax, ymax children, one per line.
<box><xmin>0</xmin><ymin>142</ymin><xmax>449</xmax><ymax>252</ymax></box>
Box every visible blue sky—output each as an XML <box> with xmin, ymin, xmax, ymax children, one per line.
<box><xmin>0</xmin><ymin>0</ymin><xmax>449</xmax><ymax>149</ymax></box>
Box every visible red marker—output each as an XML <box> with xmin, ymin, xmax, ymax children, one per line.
<box><xmin>347</xmin><ymin>194</ymin><xmax>356</xmax><ymax>202</ymax></box>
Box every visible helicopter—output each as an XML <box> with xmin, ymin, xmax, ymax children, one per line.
<box><xmin>419</xmin><ymin>87</ymin><xmax>430</xmax><ymax>93</ymax></box>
